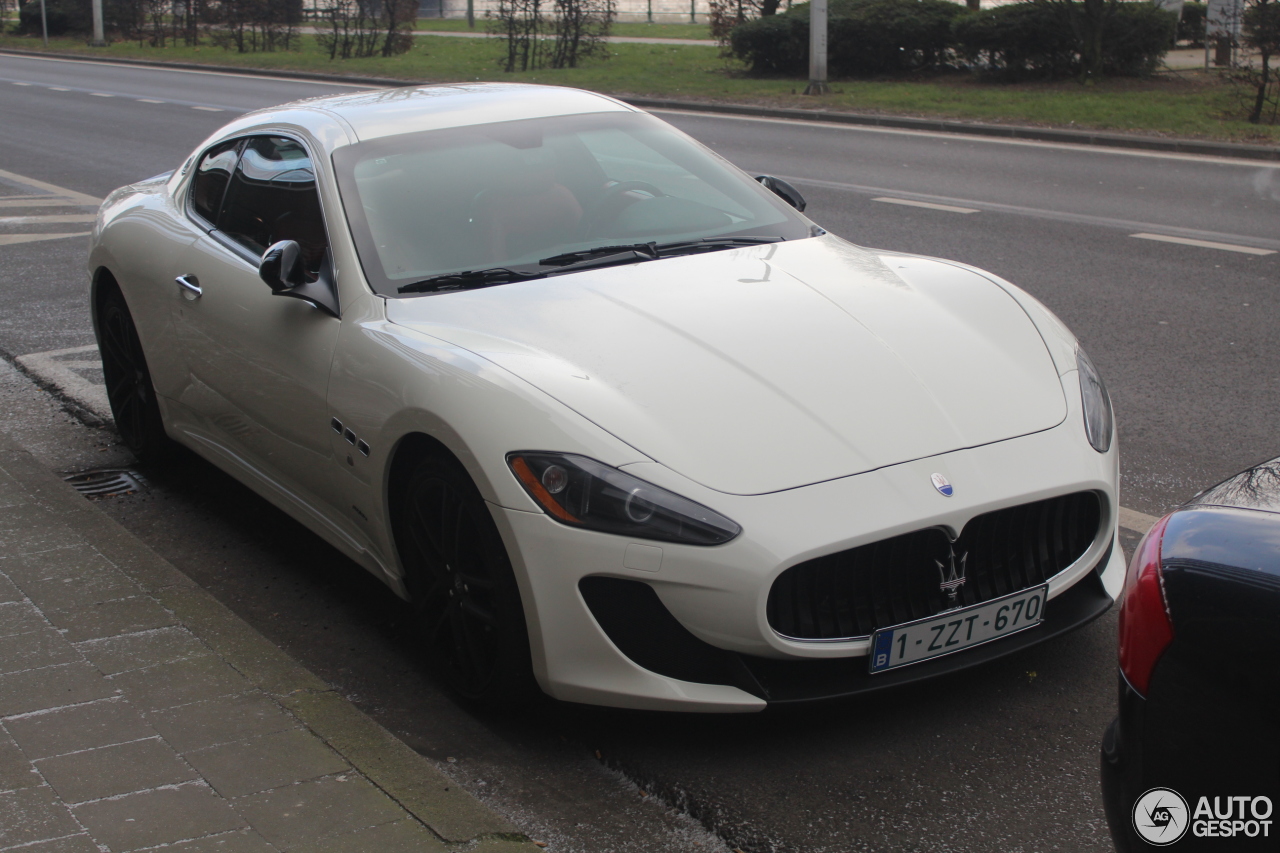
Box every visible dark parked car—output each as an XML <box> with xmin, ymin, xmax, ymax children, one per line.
<box><xmin>1101</xmin><ymin>457</ymin><xmax>1280</xmax><ymax>851</ymax></box>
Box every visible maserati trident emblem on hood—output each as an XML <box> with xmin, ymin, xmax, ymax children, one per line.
<box><xmin>936</xmin><ymin>545</ymin><xmax>968</xmax><ymax>606</ymax></box>
<box><xmin>930</xmin><ymin>473</ymin><xmax>954</xmax><ymax>497</ymax></box>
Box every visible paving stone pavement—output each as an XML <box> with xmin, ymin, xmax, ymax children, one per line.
<box><xmin>0</xmin><ymin>428</ymin><xmax>539</xmax><ymax>853</ymax></box>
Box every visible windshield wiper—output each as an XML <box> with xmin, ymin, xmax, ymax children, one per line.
<box><xmin>401</xmin><ymin>237</ymin><xmax>785</xmax><ymax>294</ymax></box>
<box><xmin>541</xmin><ymin>236</ymin><xmax>783</xmax><ymax>267</ymax></box>
<box><xmin>397</xmin><ymin>267</ymin><xmax>543</xmax><ymax>294</ymax></box>
<box><xmin>399</xmin><ymin>249</ymin><xmax>658</xmax><ymax>294</ymax></box>
<box><xmin>652</xmin><ymin>236</ymin><xmax>783</xmax><ymax>257</ymax></box>
<box><xmin>540</xmin><ymin>243</ymin><xmax>658</xmax><ymax>266</ymax></box>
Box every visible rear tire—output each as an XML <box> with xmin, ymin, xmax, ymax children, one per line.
<box><xmin>98</xmin><ymin>282</ymin><xmax>180</xmax><ymax>464</ymax></box>
<box><xmin>391</xmin><ymin>450</ymin><xmax>538</xmax><ymax>705</ymax></box>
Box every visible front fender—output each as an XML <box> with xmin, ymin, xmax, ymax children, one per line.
<box><xmin>324</xmin><ymin>296</ymin><xmax>649</xmax><ymax>583</ymax></box>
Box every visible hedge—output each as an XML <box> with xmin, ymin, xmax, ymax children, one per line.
<box><xmin>954</xmin><ymin>1</ymin><xmax>1174</xmax><ymax>78</ymax></box>
<box><xmin>731</xmin><ymin>0</ymin><xmax>965</xmax><ymax>76</ymax></box>
<box><xmin>951</xmin><ymin>3</ymin><xmax>1076</xmax><ymax>78</ymax></box>
<box><xmin>16</xmin><ymin>0</ymin><xmax>98</xmax><ymax>36</ymax></box>
<box><xmin>1178</xmin><ymin>1</ymin><xmax>1206</xmax><ymax>45</ymax></box>
<box><xmin>731</xmin><ymin>0</ymin><xmax>1175</xmax><ymax>79</ymax></box>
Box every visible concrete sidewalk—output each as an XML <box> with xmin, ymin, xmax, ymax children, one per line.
<box><xmin>0</xmin><ymin>428</ymin><xmax>538</xmax><ymax>852</ymax></box>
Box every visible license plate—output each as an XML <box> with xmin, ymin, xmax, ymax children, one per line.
<box><xmin>868</xmin><ymin>585</ymin><xmax>1048</xmax><ymax>674</ymax></box>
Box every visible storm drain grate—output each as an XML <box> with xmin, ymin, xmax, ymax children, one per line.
<box><xmin>64</xmin><ymin>468</ymin><xmax>147</xmax><ymax>499</ymax></box>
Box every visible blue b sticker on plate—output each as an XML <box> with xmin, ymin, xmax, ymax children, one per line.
<box><xmin>871</xmin><ymin>630</ymin><xmax>895</xmax><ymax>672</ymax></box>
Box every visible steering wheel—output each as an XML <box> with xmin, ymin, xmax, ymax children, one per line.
<box><xmin>581</xmin><ymin>181</ymin><xmax>667</xmax><ymax>238</ymax></box>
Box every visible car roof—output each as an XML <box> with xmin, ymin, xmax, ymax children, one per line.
<box><xmin>284</xmin><ymin>82</ymin><xmax>637</xmax><ymax>142</ymax></box>
<box><xmin>1184</xmin><ymin>455</ymin><xmax>1280</xmax><ymax>516</ymax></box>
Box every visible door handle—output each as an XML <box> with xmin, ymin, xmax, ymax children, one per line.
<box><xmin>175</xmin><ymin>274</ymin><xmax>202</xmax><ymax>299</ymax></box>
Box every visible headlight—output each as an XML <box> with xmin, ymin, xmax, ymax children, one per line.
<box><xmin>1076</xmin><ymin>347</ymin><xmax>1113</xmax><ymax>453</ymax></box>
<box><xmin>506</xmin><ymin>452</ymin><xmax>741</xmax><ymax>545</ymax></box>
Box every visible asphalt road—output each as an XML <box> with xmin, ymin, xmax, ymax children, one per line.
<box><xmin>1</xmin><ymin>52</ymin><xmax>1278</xmax><ymax>853</ymax></box>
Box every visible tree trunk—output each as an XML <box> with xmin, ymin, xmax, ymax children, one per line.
<box><xmin>1250</xmin><ymin>49</ymin><xmax>1271</xmax><ymax>122</ymax></box>
<box><xmin>1074</xmin><ymin>0</ymin><xmax>1115</xmax><ymax>81</ymax></box>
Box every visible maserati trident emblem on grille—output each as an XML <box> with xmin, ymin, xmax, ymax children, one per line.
<box><xmin>936</xmin><ymin>545</ymin><xmax>968</xmax><ymax>606</ymax></box>
<box><xmin>930</xmin><ymin>473</ymin><xmax>954</xmax><ymax>497</ymax></box>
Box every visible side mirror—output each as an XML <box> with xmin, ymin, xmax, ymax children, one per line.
<box><xmin>755</xmin><ymin>175</ymin><xmax>807</xmax><ymax>213</ymax></box>
<box><xmin>259</xmin><ymin>241</ymin><xmax>340</xmax><ymax>318</ymax></box>
<box><xmin>259</xmin><ymin>240</ymin><xmax>306</xmax><ymax>293</ymax></box>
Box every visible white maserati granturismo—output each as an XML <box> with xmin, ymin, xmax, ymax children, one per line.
<box><xmin>89</xmin><ymin>83</ymin><xmax>1124</xmax><ymax>711</ymax></box>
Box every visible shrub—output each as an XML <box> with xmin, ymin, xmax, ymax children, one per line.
<box><xmin>488</xmin><ymin>0</ymin><xmax>614</xmax><ymax>71</ymax></box>
<box><xmin>16</xmin><ymin>0</ymin><xmax>306</xmax><ymax>48</ymax></box>
<box><xmin>206</xmin><ymin>0</ymin><xmax>304</xmax><ymax>53</ymax></box>
<box><xmin>730</xmin><ymin>0</ymin><xmax>963</xmax><ymax>76</ymax></box>
<box><xmin>1233</xmin><ymin>0</ymin><xmax>1279</xmax><ymax>122</ymax></box>
<box><xmin>314</xmin><ymin>0</ymin><xmax>412</xmax><ymax>59</ymax></box>
<box><xmin>953</xmin><ymin>2</ymin><xmax>1075</xmax><ymax>78</ymax></box>
<box><xmin>829</xmin><ymin>0</ymin><xmax>962</xmax><ymax>73</ymax></box>
<box><xmin>728</xmin><ymin>13</ymin><xmax>807</xmax><ymax>74</ymax></box>
<box><xmin>1101</xmin><ymin>2</ymin><xmax>1178</xmax><ymax>73</ymax></box>
<box><xmin>1</xmin><ymin>0</ymin><xmax>17</xmax><ymax>34</ymax></box>
<box><xmin>1177</xmin><ymin>0</ymin><xmax>1205</xmax><ymax>45</ymax></box>
<box><xmin>17</xmin><ymin>0</ymin><xmax>92</xmax><ymax>36</ymax></box>
<box><xmin>953</xmin><ymin>0</ymin><xmax>1174</xmax><ymax>78</ymax></box>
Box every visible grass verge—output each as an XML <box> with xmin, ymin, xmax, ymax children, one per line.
<box><xmin>2</xmin><ymin>33</ymin><xmax>1276</xmax><ymax>144</ymax></box>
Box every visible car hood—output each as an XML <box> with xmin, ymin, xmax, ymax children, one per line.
<box><xmin>384</xmin><ymin>235</ymin><xmax>1067</xmax><ymax>495</ymax></box>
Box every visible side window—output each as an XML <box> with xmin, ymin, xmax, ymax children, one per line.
<box><xmin>189</xmin><ymin>139</ymin><xmax>242</xmax><ymax>226</ymax></box>
<box><xmin>218</xmin><ymin>136</ymin><xmax>329</xmax><ymax>275</ymax></box>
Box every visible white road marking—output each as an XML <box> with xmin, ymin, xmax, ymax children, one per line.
<box><xmin>784</xmin><ymin>175</ymin><xmax>1280</xmax><ymax>253</ymax></box>
<box><xmin>12</xmin><ymin>81</ymin><xmax>30</xmax><ymax>86</ymax></box>
<box><xmin>0</xmin><ymin>231</ymin><xmax>92</xmax><ymax>246</ymax></box>
<box><xmin>873</xmin><ymin>197</ymin><xmax>980</xmax><ymax>214</ymax></box>
<box><xmin>191</xmin><ymin>105</ymin><xmax>223</xmax><ymax>112</ymax></box>
<box><xmin>1130</xmin><ymin>232</ymin><xmax>1277</xmax><ymax>256</ymax></box>
<box><xmin>1118</xmin><ymin>507</ymin><xmax>1160</xmax><ymax>535</ymax></box>
<box><xmin>49</xmin><ymin>86</ymin><xmax>69</xmax><ymax>91</ymax></box>
<box><xmin>15</xmin><ymin>345</ymin><xmax>110</xmax><ymax>420</ymax></box>
<box><xmin>0</xmin><ymin>168</ymin><xmax>102</xmax><ymax>206</ymax></box>
<box><xmin>0</xmin><ymin>214</ymin><xmax>97</xmax><ymax>225</ymax></box>
<box><xmin>89</xmin><ymin>92</ymin><xmax>113</xmax><ymax>97</ymax></box>
<box><xmin>137</xmin><ymin>98</ymin><xmax>164</xmax><ymax>103</ymax></box>
<box><xmin>0</xmin><ymin>198</ymin><xmax>76</xmax><ymax>208</ymax></box>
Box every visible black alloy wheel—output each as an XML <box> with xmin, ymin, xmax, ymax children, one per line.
<box><xmin>98</xmin><ymin>283</ymin><xmax>178</xmax><ymax>463</ymax></box>
<box><xmin>393</xmin><ymin>452</ymin><xmax>537</xmax><ymax>704</ymax></box>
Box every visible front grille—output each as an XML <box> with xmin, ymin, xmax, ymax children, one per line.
<box><xmin>767</xmin><ymin>491</ymin><xmax>1102</xmax><ymax>641</ymax></box>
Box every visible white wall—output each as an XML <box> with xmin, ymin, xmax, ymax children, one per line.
<box><xmin>432</xmin><ymin>0</ymin><xmax>715</xmax><ymax>22</ymax></box>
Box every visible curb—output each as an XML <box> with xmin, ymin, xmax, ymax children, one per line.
<box><xmin>3</xmin><ymin>47</ymin><xmax>1278</xmax><ymax>161</ymax></box>
<box><xmin>0</xmin><ymin>427</ymin><xmax>538</xmax><ymax>850</ymax></box>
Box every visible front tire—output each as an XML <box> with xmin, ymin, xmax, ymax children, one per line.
<box><xmin>98</xmin><ymin>282</ymin><xmax>179</xmax><ymax>463</ymax></box>
<box><xmin>392</xmin><ymin>451</ymin><xmax>537</xmax><ymax>705</ymax></box>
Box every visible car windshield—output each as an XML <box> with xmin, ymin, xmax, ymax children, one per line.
<box><xmin>332</xmin><ymin>111</ymin><xmax>812</xmax><ymax>297</ymax></box>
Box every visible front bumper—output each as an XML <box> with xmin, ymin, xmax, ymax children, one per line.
<box><xmin>1101</xmin><ymin>676</ymin><xmax>1144</xmax><ymax>853</ymax></box>
<box><xmin>1101</xmin><ymin>651</ymin><xmax>1280</xmax><ymax>852</ymax></box>
<box><xmin>491</xmin><ymin>417</ymin><xmax>1122</xmax><ymax>711</ymax></box>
